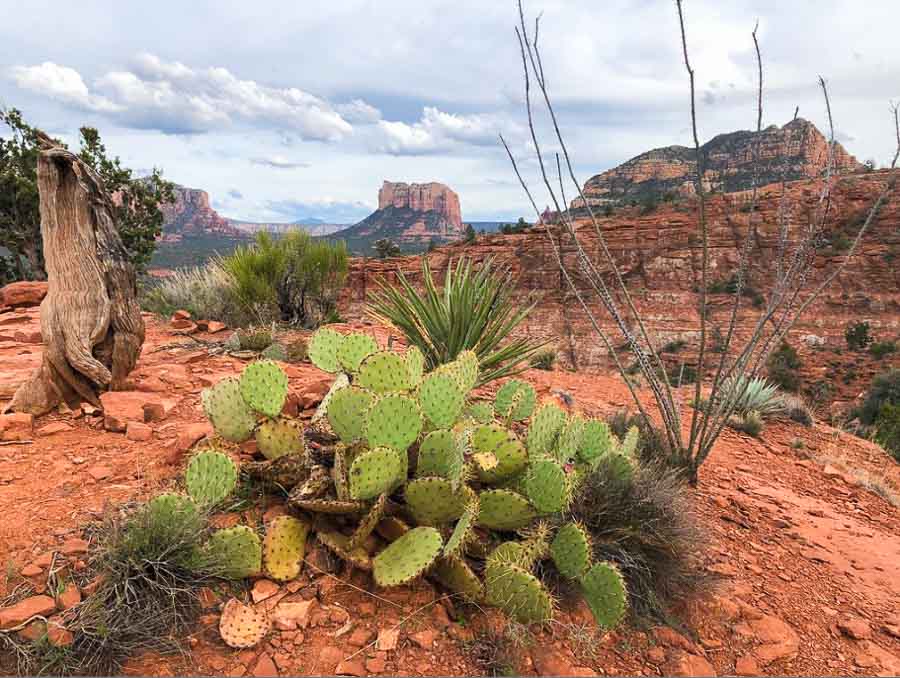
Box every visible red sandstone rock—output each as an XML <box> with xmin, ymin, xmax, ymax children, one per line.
<box><xmin>175</xmin><ymin>422</ymin><xmax>214</xmax><ymax>453</ymax></box>
<box><xmin>125</xmin><ymin>421</ymin><xmax>153</xmax><ymax>441</ymax></box>
<box><xmin>37</xmin><ymin>421</ymin><xmax>74</xmax><ymax>436</ymax></box>
<box><xmin>250</xmin><ymin>652</ymin><xmax>278</xmax><ymax>677</ymax></box>
<box><xmin>0</xmin><ymin>281</ymin><xmax>48</xmax><ymax>308</ymax></box>
<box><xmin>0</xmin><ymin>412</ymin><xmax>34</xmax><ymax>441</ymax></box>
<box><xmin>378</xmin><ymin>180</ymin><xmax>462</xmax><ymax>229</ymax></box>
<box><xmin>0</xmin><ymin>595</ymin><xmax>57</xmax><ymax>629</ymax></box>
<box><xmin>207</xmin><ymin>320</ymin><xmax>227</xmax><ymax>334</ymax></box>
<box><xmin>56</xmin><ymin>583</ymin><xmax>81</xmax><ymax>610</ymax></box>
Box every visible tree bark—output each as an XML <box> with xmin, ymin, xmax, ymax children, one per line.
<box><xmin>10</xmin><ymin>146</ymin><xmax>144</xmax><ymax>415</ymax></box>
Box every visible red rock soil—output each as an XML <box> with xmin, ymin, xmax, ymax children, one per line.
<box><xmin>1</xmin><ymin>310</ymin><xmax>899</xmax><ymax>677</ymax></box>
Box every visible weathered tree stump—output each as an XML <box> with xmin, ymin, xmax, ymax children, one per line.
<box><xmin>10</xmin><ymin>146</ymin><xmax>144</xmax><ymax>415</ymax></box>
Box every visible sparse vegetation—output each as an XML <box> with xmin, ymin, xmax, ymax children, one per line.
<box><xmin>781</xmin><ymin>394</ymin><xmax>814</xmax><ymax>427</ymax></box>
<box><xmin>767</xmin><ymin>341</ymin><xmax>802</xmax><ymax>392</ymax></box>
<box><xmin>374</xmin><ymin>238</ymin><xmax>401</xmax><ymax>259</ymax></box>
<box><xmin>141</xmin><ymin>262</ymin><xmax>251</xmax><ymax>327</ymax></box>
<box><xmin>368</xmin><ymin>257</ymin><xmax>545</xmax><ymax>385</ymax></box>
<box><xmin>845</xmin><ymin>321</ymin><xmax>873</xmax><ymax>352</ymax></box>
<box><xmin>869</xmin><ymin>340</ymin><xmax>897</xmax><ymax>359</ymax></box>
<box><xmin>720</xmin><ymin>375</ymin><xmax>785</xmax><ymax>420</ymax></box>
<box><xmin>727</xmin><ymin>410</ymin><xmax>764</xmax><ymax>437</ymax></box>
<box><xmin>858</xmin><ymin>369</ymin><xmax>900</xmax><ymax>425</ymax></box>
<box><xmin>466</xmin><ymin>623</ymin><xmax>532</xmax><ymax>676</ymax></box>
<box><xmin>875</xmin><ymin>402</ymin><xmax>900</xmax><ymax>462</ymax></box>
<box><xmin>529</xmin><ymin>349</ymin><xmax>556</xmax><ymax>371</ymax></box>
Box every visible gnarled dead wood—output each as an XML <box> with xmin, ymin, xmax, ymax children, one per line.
<box><xmin>10</xmin><ymin>146</ymin><xmax>144</xmax><ymax>415</ymax></box>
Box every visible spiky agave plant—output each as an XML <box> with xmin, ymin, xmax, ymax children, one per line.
<box><xmin>720</xmin><ymin>375</ymin><xmax>785</xmax><ymax>419</ymax></box>
<box><xmin>368</xmin><ymin>256</ymin><xmax>545</xmax><ymax>386</ymax></box>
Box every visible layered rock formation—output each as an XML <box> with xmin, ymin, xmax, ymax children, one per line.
<box><xmin>158</xmin><ymin>185</ymin><xmax>248</xmax><ymax>242</ymax></box>
<box><xmin>342</xmin><ymin>170</ymin><xmax>900</xmax><ymax>406</ymax></box>
<box><xmin>329</xmin><ymin>181</ymin><xmax>464</xmax><ymax>254</ymax></box>
<box><xmin>572</xmin><ymin>119</ymin><xmax>863</xmax><ymax>208</ymax></box>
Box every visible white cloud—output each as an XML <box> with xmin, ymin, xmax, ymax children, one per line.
<box><xmin>9</xmin><ymin>62</ymin><xmax>120</xmax><ymax>113</ymax></box>
<box><xmin>336</xmin><ymin>99</ymin><xmax>382</xmax><ymax>124</ymax></box>
<box><xmin>250</xmin><ymin>155</ymin><xmax>311</xmax><ymax>169</ymax></box>
<box><xmin>376</xmin><ymin>106</ymin><xmax>514</xmax><ymax>155</ymax></box>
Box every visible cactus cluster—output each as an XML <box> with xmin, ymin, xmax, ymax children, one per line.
<box><xmin>196</xmin><ymin>327</ymin><xmax>638</xmax><ymax>631</ymax></box>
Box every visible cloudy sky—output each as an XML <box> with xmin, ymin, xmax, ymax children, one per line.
<box><xmin>2</xmin><ymin>1</ymin><xmax>898</xmax><ymax>223</ymax></box>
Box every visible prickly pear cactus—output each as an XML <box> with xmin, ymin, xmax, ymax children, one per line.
<box><xmin>349</xmin><ymin>446</ymin><xmax>406</xmax><ymax>500</ymax></box>
<box><xmin>471</xmin><ymin>424</ymin><xmax>527</xmax><ymax>483</ymax></box>
<box><xmin>202</xmin><ymin>377</ymin><xmax>256</xmax><ymax>443</ymax></box>
<box><xmin>578</xmin><ymin>420</ymin><xmax>612</xmax><ymax>464</ymax></box>
<box><xmin>373</xmin><ymin>526</ymin><xmax>443</xmax><ymax>588</ymax></box>
<box><xmin>146</xmin><ymin>493</ymin><xmax>201</xmax><ymax>533</ymax></box>
<box><xmin>555</xmin><ymin>415</ymin><xmax>586</xmax><ymax>463</ymax></box>
<box><xmin>477</xmin><ymin>489</ymin><xmax>536</xmax><ymax>531</ymax></box>
<box><xmin>337</xmin><ymin>332</ymin><xmax>379</xmax><ymax>372</ymax></box>
<box><xmin>219</xmin><ymin>598</ymin><xmax>270</xmax><ymax>649</ymax></box>
<box><xmin>580</xmin><ymin>562</ymin><xmax>628</xmax><ymax>629</ymax></box>
<box><xmin>365</xmin><ymin>394</ymin><xmax>422</xmax><ymax>451</ymax></box>
<box><xmin>484</xmin><ymin>563</ymin><xmax>553</xmax><ymax>625</ymax></box>
<box><xmin>444</xmin><ymin>497</ymin><xmax>478</xmax><ymax>557</ymax></box>
<box><xmin>326</xmin><ymin>386</ymin><xmax>372</xmax><ymax>444</ymax></box>
<box><xmin>239</xmin><ymin>359</ymin><xmax>288</xmax><ymax>418</ymax></box>
<box><xmin>550</xmin><ymin>522</ymin><xmax>592</xmax><ymax>580</ymax></box>
<box><xmin>308</xmin><ymin>327</ymin><xmax>344</xmax><ymax>373</ymax></box>
<box><xmin>261</xmin><ymin>342</ymin><xmax>288</xmax><ymax>362</ymax></box>
<box><xmin>465</xmin><ymin>401</ymin><xmax>495</xmax><ymax>424</ymax></box>
<box><xmin>405</xmin><ymin>346</ymin><xmax>425</xmax><ymax>385</ymax></box>
<box><xmin>263</xmin><ymin>516</ymin><xmax>309</xmax><ymax>582</ymax></box>
<box><xmin>255</xmin><ymin>417</ymin><xmax>304</xmax><ymax>460</ymax></box>
<box><xmin>205</xmin><ymin>525</ymin><xmax>262</xmax><ymax>579</ymax></box>
<box><xmin>433</xmin><ymin>556</ymin><xmax>483</xmax><ymax>602</ymax></box>
<box><xmin>416</xmin><ymin>429</ymin><xmax>464</xmax><ymax>481</ymax></box>
<box><xmin>619</xmin><ymin>426</ymin><xmax>640</xmax><ymax>458</ymax></box>
<box><xmin>524</xmin><ymin>458</ymin><xmax>569</xmax><ymax>514</ymax></box>
<box><xmin>357</xmin><ymin>351</ymin><xmax>413</xmax><ymax>393</ymax></box>
<box><xmin>185</xmin><ymin>450</ymin><xmax>238</xmax><ymax>507</ymax></box>
<box><xmin>418</xmin><ymin>371</ymin><xmax>465</xmax><ymax>428</ymax></box>
<box><xmin>495</xmin><ymin>379</ymin><xmax>536</xmax><ymax>421</ymax></box>
<box><xmin>527</xmin><ymin>402</ymin><xmax>568</xmax><ymax>455</ymax></box>
<box><xmin>405</xmin><ymin>477</ymin><xmax>474</xmax><ymax>525</ymax></box>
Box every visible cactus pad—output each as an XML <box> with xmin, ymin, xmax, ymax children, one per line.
<box><xmin>255</xmin><ymin>417</ymin><xmax>304</xmax><ymax>460</ymax></box>
<box><xmin>239</xmin><ymin>360</ymin><xmax>289</xmax><ymax>418</ymax></box>
<box><xmin>524</xmin><ymin>459</ymin><xmax>569</xmax><ymax>514</ymax></box>
<box><xmin>290</xmin><ymin>497</ymin><xmax>367</xmax><ymax>514</ymax></box>
<box><xmin>337</xmin><ymin>332</ymin><xmax>379</xmax><ymax>373</ymax></box>
<box><xmin>418</xmin><ymin>371</ymin><xmax>466</xmax><ymax>428</ymax></box>
<box><xmin>264</xmin><ymin>516</ymin><xmax>310</xmax><ymax>582</ymax></box>
<box><xmin>477</xmin><ymin>489</ymin><xmax>536</xmax><ymax>531</ymax></box>
<box><xmin>349</xmin><ymin>446</ymin><xmax>407</xmax><ymax>500</ymax></box>
<box><xmin>261</xmin><ymin>342</ymin><xmax>288</xmax><ymax>362</ymax></box>
<box><xmin>311</xmin><ymin>372</ymin><xmax>349</xmax><ymax>424</ymax></box>
<box><xmin>332</xmin><ymin>445</ymin><xmax>350</xmax><ymax>500</ymax></box>
<box><xmin>308</xmin><ymin>327</ymin><xmax>344</xmax><ymax>373</ymax></box>
<box><xmin>433</xmin><ymin>556</ymin><xmax>484</xmax><ymax>602</ymax></box>
<box><xmin>357</xmin><ymin>351</ymin><xmax>413</xmax><ymax>393</ymax></box>
<box><xmin>327</xmin><ymin>386</ymin><xmax>373</xmax><ymax>443</ymax></box>
<box><xmin>205</xmin><ymin>525</ymin><xmax>262</xmax><ymax>579</ymax></box>
<box><xmin>219</xmin><ymin>598</ymin><xmax>269</xmax><ymax>649</ymax></box>
<box><xmin>365</xmin><ymin>394</ymin><xmax>422</xmax><ymax>451</ymax></box>
<box><xmin>465</xmin><ymin>401</ymin><xmax>495</xmax><ymax>424</ymax></box>
<box><xmin>185</xmin><ymin>450</ymin><xmax>238</xmax><ymax>507</ymax></box>
<box><xmin>555</xmin><ymin>415</ymin><xmax>586</xmax><ymax>463</ymax></box>
<box><xmin>202</xmin><ymin>377</ymin><xmax>256</xmax><ymax>443</ymax></box>
<box><xmin>146</xmin><ymin>493</ymin><xmax>201</xmax><ymax>533</ymax></box>
<box><xmin>484</xmin><ymin>563</ymin><xmax>553</xmax><ymax>625</ymax></box>
<box><xmin>580</xmin><ymin>562</ymin><xmax>628</xmax><ymax>629</ymax></box>
<box><xmin>316</xmin><ymin>531</ymin><xmax>373</xmax><ymax>571</ymax></box>
<box><xmin>472</xmin><ymin>425</ymin><xmax>527</xmax><ymax>483</ymax></box>
<box><xmin>405</xmin><ymin>477</ymin><xmax>474</xmax><ymax>525</ymax></box>
<box><xmin>550</xmin><ymin>522</ymin><xmax>592</xmax><ymax>580</ymax></box>
<box><xmin>455</xmin><ymin>350</ymin><xmax>480</xmax><ymax>391</ymax></box>
<box><xmin>373</xmin><ymin>526</ymin><xmax>443</xmax><ymax>588</ymax></box>
<box><xmin>495</xmin><ymin>379</ymin><xmax>537</xmax><ymax>421</ymax></box>
<box><xmin>405</xmin><ymin>346</ymin><xmax>425</xmax><ymax>385</ymax></box>
<box><xmin>526</xmin><ymin>403</ymin><xmax>567</xmax><ymax>456</ymax></box>
<box><xmin>578</xmin><ymin>420</ymin><xmax>612</xmax><ymax>464</ymax></box>
<box><xmin>619</xmin><ymin>426</ymin><xmax>639</xmax><ymax>457</ymax></box>
<box><xmin>444</xmin><ymin>498</ymin><xmax>478</xmax><ymax>557</ymax></box>
<box><xmin>376</xmin><ymin>516</ymin><xmax>411</xmax><ymax>542</ymax></box>
<box><xmin>416</xmin><ymin>429</ymin><xmax>464</xmax><ymax>481</ymax></box>
<box><xmin>606</xmin><ymin>451</ymin><xmax>636</xmax><ymax>482</ymax></box>
<box><xmin>349</xmin><ymin>492</ymin><xmax>388</xmax><ymax>550</ymax></box>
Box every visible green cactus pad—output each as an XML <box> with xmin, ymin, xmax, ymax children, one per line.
<box><xmin>376</xmin><ymin>516</ymin><xmax>411</xmax><ymax>542</ymax></box>
<box><xmin>477</xmin><ymin>489</ymin><xmax>536</xmax><ymax>531</ymax></box>
<box><xmin>524</xmin><ymin>459</ymin><xmax>569</xmax><ymax>514</ymax></box>
<box><xmin>486</xmin><ymin>541</ymin><xmax>529</xmax><ymax>574</ymax></box>
<box><xmin>365</xmin><ymin>394</ymin><xmax>422</xmax><ymax>451</ymax></box>
<box><xmin>578</xmin><ymin>420</ymin><xmax>612</xmax><ymax>464</ymax></box>
<box><xmin>416</xmin><ymin>429</ymin><xmax>465</xmax><ymax>481</ymax></box>
<box><xmin>471</xmin><ymin>424</ymin><xmax>509</xmax><ymax>454</ymax></box>
<box><xmin>264</xmin><ymin>516</ymin><xmax>310</xmax><ymax>582</ymax></box>
<box><xmin>146</xmin><ymin>493</ymin><xmax>201</xmax><ymax>533</ymax></box>
<box><xmin>308</xmin><ymin>327</ymin><xmax>344</xmax><ymax>373</ymax></box>
<box><xmin>580</xmin><ymin>562</ymin><xmax>628</xmax><ymax>629</ymax></box>
<box><xmin>527</xmin><ymin>403</ymin><xmax>568</xmax><ymax>456</ymax></box>
<box><xmin>205</xmin><ymin>525</ymin><xmax>262</xmax><ymax>579</ymax></box>
<box><xmin>472</xmin><ymin>425</ymin><xmax>527</xmax><ymax>483</ymax></box>
<box><xmin>357</xmin><ymin>351</ymin><xmax>413</xmax><ymax>393</ymax></box>
<box><xmin>619</xmin><ymin>426</ymin><xmax>639</xmax><ymax>457</ymax></box>
<box><xmin>327</xmin><ymin>386</ymin><xmax>373</xmax><ymax>443</ymax></box>
<box><xmin>290</xmin><ymin>497</ymin><xmax>367</xmax><ymax>514</ymax></box>
<box><xmin>405</xmin><ymin>346</ymin><xmax>425</xmax><ymax>385</ymax></box>
<box><xmin>348</xmin><ymin>492</ymin><xmax>387</xmax><ymax>550</ymax></box>
<box><xmin>405</xmin><ymin>477</ymin><xmax>474</xmax><ymax>525</ymax></box>
<box><xmin>605</xmin><ymin>451</ymin><xmax>636</xmax><ymax>483</ymax></box>
<box><xmin>337</xmin><ymin>332</ymin><xmax>379</xmax><ymax>373</ymax></box>
<box><xmin>373</xmin><ymin>526</ymin><xmax>443</xmax><ymax>588</ymax></box>
<box><xmin>255</xmin><ymin>417</ymin><xmax>304</xmax><ymax>460</ymax></box>
<box><xmin>455</xmin><ymin>350</ymin><xmax>480</xmax><ymax>391</ymax></box>
<box><xmin>465</xmin><ymin>401</ymin><xmax>495</xmax><ymax>424</ymax></box>
<box><xmin>495</xmin><ymin>379</ymin><xmax>537</xmax><ymax>421</ymax></box>
<box><xmin>239</xmin><ymin>360</ymin><xmax>289</xmax><ymax>418</ymax></box>
<box><xmin>311</xmin><ymin>373</ymin><xmax>349</xmax><ymax>425</ymax></box>
<box><xmin>433</xmin><ymin>556</ymin><xmax>484</xmax><ymax>602</ymax></box>
<box><xmin>555</xmin><ymin>415</ymin><xmax>586</xmax><ymax>463</ymax></box>
<box><xmin>418</xmin><ymin>371</ymin><xmax>466</xmax><ymax>428</ymax></box>
<box><xmin>185</xmin><ymin>450</ymin><xmax>238</xmax><ymax>507</ymax></box>
<box><xmin>202</xmin><ymin>377</ymin><xmax>256</xmax><ymax>443</ymax></box>
<box><xmin>550</xmin><ymin>523</ymin><xmax>592</xmax><ymax>580</ymax></box>
<box><xmin>444</xmin><ymin>497</ymin><xmax>478</xmax><ymax>557</ymax></box>
<box><xmin>261</xmin><ymin>342</ymin><xmax>288</xmax><ymax>362</ymax></box>
<box><xmin>484</xmin><ymin>563</ymin><xmax>553</xmax><ymax>625</ymax></box>
<box><xmin>349</xmin><ymin>446</ymin><xmax>406</xmax><ymax>500</ymax></box>
<box><xmin>519</xmin><ymin>523</ymin><xmax>551</xmax><ymax>566</ymax></box>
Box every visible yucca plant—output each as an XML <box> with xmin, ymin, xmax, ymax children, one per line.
<box><xmin>368</xmin><ymin>257</ymin><xmax>545</xmax><ymax>386</ymax></box>
<box><xmin>720</xmin><ymin>375</ymin><xmax>785</xmax><ymax>419</ymax></box>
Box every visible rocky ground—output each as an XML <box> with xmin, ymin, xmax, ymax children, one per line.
<box><xmin>1</xmin><ymin>306</ymin><xmax>899</xmax><ymax>677</ymax></box>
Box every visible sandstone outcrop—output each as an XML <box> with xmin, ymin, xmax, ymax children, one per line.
<box><xmin>572</xmin><ymin>118</ymin><xmax>863</xmax><ymax>208</ymax></box>
<box><xmin>158</xmin><ymin>184</ymin><xmax>248</xmax><ymax>242</ymax></box>
<box><xmin>377</xmin><ymin>181</ymin><xmax>462</xmax><ymax>229</ymax></box>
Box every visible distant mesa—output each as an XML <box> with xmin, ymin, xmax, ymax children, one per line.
<box><xmin>327</xmin><ymin>180</ymin><xmax>464</xmax><ymax>254</ymax></box>
<box><xmin>571</xmin><ymin>118</ymin><xmax>863</xmax><ymax>209</ymax></box>
<box><xmin>158</xmin><ymin>184</ymin><xmax>248</xmax><ymax>243</ymax></box>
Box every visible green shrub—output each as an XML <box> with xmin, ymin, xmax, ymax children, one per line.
<box><xmin>368</xmin><ymin>257</ymin><xmax>545</xmax><ymax>386</ymax></box>
<box><xmin>374</xmin><ymin>238</ymin><xmax>401</xmax><ymax>259</ymax></box>
<box><xmin>728</xmin><ymin>410</ymin><xmax>764</xmax><ymax>437</ymax></box>
<box><xmin>567</xmin><ymin>455</ymin><xmax>706</xmax><ymax>620</ymax></box>
<box><xmin>869</xmin><ymin>340</ymin><xmax>897</xmax><ymax>359</ymax></box>
<box><xmin>767</xmin><ymin>341</ymin><xmax>802</xmax><ymax>392</ymax></box>
<box><xmin>707</xmin><ymin>273</ymin><xmax>764</xmax><ymax>307</ymax></box>
<box><xmin>845</xmin><ymin>321</ymin><xmax>873</xmax><ymax>351</ymax></box>
<box><xmin>875</xmin><ymin>403</ymin><xmax>900</xmax><ymax>462</ymax></box>
<box><xmin>667</xmin><ymin>363</ymin><xmax>697</xmax><ymax>385</ymax></box>
<box><xmin>530</xmin><ymin>350</ymin><xmax>557</xmax><ymax>371</ymax></box>
<box><xmin>236</xmin><ymin>327</ymin><xmax>274</xmax><ymax>351</ymax></box>
<box><xmin>661</xmin><ymin>339</ymin><xmax>686</xmax><ymax>353</ymax></box>
<box><xmin>859</xmin><ymin>369</ymin><xmax>900</xmax><ymax>425</ymax></box>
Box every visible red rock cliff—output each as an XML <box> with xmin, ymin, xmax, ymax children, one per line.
<box><xmin>159</xmin><ymin>184</ymin><xmax>248</xmax><ymax>242</ymax></box>
<box><xmin>378</xmin><ymin>181</ymin><xmax>462</xmax><ymax>229</ymax></box>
